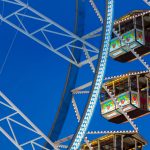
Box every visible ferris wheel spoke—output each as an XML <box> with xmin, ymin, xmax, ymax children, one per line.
<box><xmin>31</xmin><ymin>142</ymin><xmax>36</xmax><ymax>150</ymax></box>
<box><xmin>53</xmin><ymin>135</ymin><xmax>75</xmax><ymax>149</ymax></box>
<box><xmin>1</xmin><ymin>0</ymin><xmax>22</xmax><ymax>6</ymax></box>
<box><xmin>131</xmin><ymin>49</ymin><xmax>150</xmax><ymax>70</ymax></box>
<box><xmin>31</xmin><ymin>142</ymin><xmax>51</xmax><ymax>150</ymax></box>
<box><xmin>72</xmin><ymin>96</ymin><xmax>81</xmax><ymax>122</ymax></box>
<box><xmin>0</xmin><ymin>127</ymin><xmax>23</xmax><ymax>150</ymax></box>
<box><xmin>79</xmin><ymin>54</ymin><xmax>98</xmax><ymax>67</ymax></box>
<box><xmin>0</xmin><ymin>0</ymin><xmax>102</xmax><ymax>66</ymax></box>
<box><xmin>54</xmin><ymin>134</ymin><xmax>74</xmax><ymax>146</ymax></box>
<box><xmin>0</xmin><ymin>91</ymin><xmax>59</xmax><ymax>150</ymax></box>
<box><xmin>66</xmin><ymin>46</ymin><xmax>78</xmax><ymax>64</ymax></box>
<box><xmin>89</xmin><ymin>0</ymin><xmax>103</xmax><ymax>23</ymax></box>
<box><xmin>82</xmin><ymin>27</ymin><xmax>102</xmax><ymax>40</ymax></box>
<box><xmin>86</xmin><ymin>0</ymin><xmax>103</xmax><ymax>73</ymax></box>
<box><xmin>72</xmin><ymin>82</ymin><xmax>92</xmax><ymax>93</ymax></box>
<box><xmin>143</xmin><ymin>0</ymin><xmax>150</xmax><ymax>6</ymax></box>
<box><xmin>84</xmin><ymin>137</ymin><xmax>93</xmax><ymax>150</ymax></box>
<box><xmin>20</xmin><ymin>136</ymin><xmax>43</xmax><ymax>147</ymax></box>
<box><xmin>83</xmin><ymin>45</ymin><xmax>96</xmax><ymax>73</ymax></box>
<box><xmin>15</xmin><ymin>14</ymin><xmax>29</xmax><ymax>33</ymax></box>
<box><xmin>6</xmin><ymin>118</ymin><xmax>19</xmax><ymax>145</ymax></box>
<box><xmin>72</xmin><ymin>82</ymin><xmax>92</xmax><ymax>97</ymax></box>
<box><xmin>1</xmin><ymin>0</ymin><xmax>149</xmax><ymax>149</ymax></box>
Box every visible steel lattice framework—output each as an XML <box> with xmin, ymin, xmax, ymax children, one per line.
<box><xmin>0</xmin><ymin>0</ymin><xmax>150</xmax><ymax>150</ymax></box>
<box><xmin>143</xmin><ymin>0</ymin><xmax>150</xmax><ymax>6</ymax></box>
<box><xmin>69</xmin><ymin>0</ymin><xmax>114</xmax><ymax>149</ymax></box>
<box><xmin>0</xmin><ymin>91</ymin><xmax>58</xmax><ymax>150</ymax></box>
<box><xmin>0</xmin><ymin>0</ymin><xmax>102</xmax><ymax>67</ymax></box>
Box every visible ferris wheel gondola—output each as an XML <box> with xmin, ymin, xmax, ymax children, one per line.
<box><xmin>100</xmin><ymin>71</ymin><xmax>150</xmax><ymax>124</ymax></box>
<box><xmin>110</xmin><ymin>10</ymin><xmax>150</xmax><ymax>62</ymax></box>
<box><xmin>0</xmin><ymin>0</ymin><xmax>150</xmax><ymax>150</ymax></box>
<box><xmin>82</xmin><ymin>132</ymin><xmax>147</xmax><ymax>150</ymax></box>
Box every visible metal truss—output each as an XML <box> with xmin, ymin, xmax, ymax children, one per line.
<box><xmin>0</xmin><ymin>91</ymin><xmax>59</xmax><ymax>150</ymax></box>
<box><xmin>71</xmin><ymin>81</ymin><xmax>92</xmax><ymax>95</ymax></box>
<box><xmin>1</xmin><ymin>0</ymin><xmax>149</xmax><ymax>149</ymax></box>
<box><xmin>72</xmin><ymin>96</ymin><xmax>81</xmax><ymax>122</ymax></box>
<box><xmin>89</xmin><ymin>0</ymin><xmax>103</xmax><ymax>23</ymax></box>
<box><xmin>54</xmin><ymin>134</ymin><xmax>73</xmax><ymax>146</ymax></box>
<box><xmin>0</xmin><ymin>127</ymin><xmax>23</xmax><ymax>150</ymax></box>
<box><xmin>0</xmin><ymin>0</ymin><xmax>102</xmax><ymax>67</ymax></box>
<box><xmin>53</xmin><ymin>134</ymin><xmax>73</xmax><ymax>149</ymax></box>
<box><xmin>55</xmin><ymin>1</ymin><xmax>149</xmax><ymax>149</ymax></box>
<box><xmin>84</xmin><ymin>137</ymin><xmax>93</xmax><ymax>150</ymax></box>
<box><xmin>50</xmin><ymin>70</ymin><xmax>141</xmax><ymax>149</ymax></box>
<box><xmin>69</xmin><ymin>5</ymin><xmax>150</xmax><ymax>146</ymax></box>
<box><xmin>143</xmin><ymin>0</ymin><xmax>150</xmax><ymax>6</ymax></box>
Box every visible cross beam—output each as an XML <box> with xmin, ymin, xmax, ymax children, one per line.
<box><xmin>0</xmin><ymin>0</ymin><xmax>102</xmax><ymax>66</ymax></box>
<box><xmin>0</xmin><ymin>91</ymin><xmax>59</xmax><ymax>150</ymax></box>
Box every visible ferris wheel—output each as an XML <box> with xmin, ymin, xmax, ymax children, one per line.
<box><xmin>0</xmin><ymin>0</ymin><xmax>150</xmax><ymax>150</ymax></box>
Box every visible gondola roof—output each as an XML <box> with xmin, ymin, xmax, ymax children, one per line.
<box><xmin>82</xmin><ymin>133</ymin><xmax>147</xmax><ymax>149</ymax></box>
<box><xmin>114</xmin><ymin>10</ymin><xmax>150</xmax><ymax>25</ymax></box>
<box><xmin>104</xmin><ymin>71</ymin><xmax>150</xmax><ymax>86</ymax></box>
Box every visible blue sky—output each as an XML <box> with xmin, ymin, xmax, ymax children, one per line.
<box><xmin>0</xmin><ymin>0</ymin><xmax>150</xmax><ymax>149</ymax></box>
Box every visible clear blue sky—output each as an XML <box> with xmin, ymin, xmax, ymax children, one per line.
<box><xmin>0</xmin><ymin>0</ymin><xmax>150</xmax><ymax>149</ymax></box>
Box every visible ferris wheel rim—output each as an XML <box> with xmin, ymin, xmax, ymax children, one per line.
<box><xmin>69</xmin><ymin>0</ymin><xmax>114</xmax><ymax>149</ymax></box>
<box><xmin>0</xmin><ymin>0</ymin><xmax>150</xmax><ymax>150</ymax></box>
<box><xmin>45</xmin><ymin>0</ymin><xmax>86</xmax><ymax>145</ymax></box>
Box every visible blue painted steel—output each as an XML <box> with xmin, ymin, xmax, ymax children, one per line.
<box><xmin>45</xmin><ymin>0</ymin><xmax>86</xmax><ymax>148</ymax></box>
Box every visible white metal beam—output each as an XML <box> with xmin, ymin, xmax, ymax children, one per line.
<box><xmin>0</xmin><ymin>0</ymin><xmax>102</xmax><ymax>66</ymax></box>
<box><xmin>89</xmin><ymin>0</ymin><xmax>103</xmax><ymax>23</ymax></box>
<box><xmin>54</xmin><ymin>134</ymin><xmax>74</xmax><ymax>145</ymax></box>
<box><xmin>71</xmin><ymin>82</ymin><xmax>92</xmax><ymax>93</ymax></box>
<box><xmin>0</xmin><ymin>91</ymin><xmax>59</xmax><ymax>150</ymax></box>
<box><xmin>143</xmin><ymin>0</ymin><xmax>150</xmax><ymax>6</ymax></box>
<box><xmin>72</xmin><ymin>96</ymin><xmax>81</xmax><ymax>122</ymax></box>
<box><xmin>0</xmin><ymin>127</ymin><xmax>23</xmax><ymax>150</ymax></box>
<box><xmin>84</xmin><ymin>137</ymin><xmax>93</xmax><ymax>150</ymax></box>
